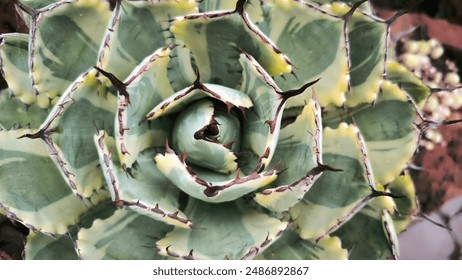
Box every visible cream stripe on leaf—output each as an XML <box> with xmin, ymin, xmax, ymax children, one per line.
<box><xmin>0</xmin><ymin>90</ymin><xmax>48</xmax><ymax>130</ymax></box>
<box><xmin>290</xmin><ymin>123</ymin><xmax>372</xmax><ymax>240</ymax></box>
<box><xmin>103</xmin><ymin>46</ymin><xmax>175</xmax><ymax>169</ymax></box>
<box><xmin>154</xmin><ymin>145</ymin><xmax>279</xmax><ymax>203</ymax></box>
<box><xmin>97</xmin><ymin>0</ymin><xmax>198</xmax><ymax>82</ymax></box>
<box><xmin>145</xmin><ymin>82</ymin><xmax>253</xmax><ymax>121</ymax></box>
<box><xmin>170</xmin><ymin>6</ymin><xmax>291</xmax><ymax>90</ymax></box>
<box><xmin>258</xmin><ymin>0</ymin><xmax>348</xmax><ymax>107</ymax></box>
<box><xmin>156</xmin><ymin>198</ymin><xmax>288</xmax><ymax>260</ymax></box>
<box><xmin>323</xmin><ymin>79</ymin><xmax>420</xmax><ymax>185</ymax></box>
<box><xmin>94</xmin><ymin>130</ymin><xmax>191</xmax><ymax>228</ymax></box>
<box><xmin>0</xmin><ymin>129</ymin><xmax>91</xmax><ymax>235</ymax></box>
<box><xmin>170</xmin><ymin>99</ymin><xmax>240</xmax><ymax>174</ymax></box>
<box><xmin>386</xmin><ymin>61</ymin><xmax>430</xmax><ymax>108</ymax></box>
<box><xmin>239</xmin><ymin>53</ymin><xmax>284</xmax><ymax>170</ymax></box>
<box><xmin>255</xmin><ymin>230</ymin><xmax>347</xmax><ymax>260</ymax></box>
<box><xmin>332</xmin><ymin>194</ymin><xmax>401</xmax><ymax>260</ymax></box>
<box><xmin>77</xmin><ymin>209</ymin><xmax>171</xmax><ymax>260</ymax></box>
<box><xmin>25</xmin><ymin>232</ymin><xmax>79</xmax><ymax>260</ymax></box>
<box><xmin>254</xmin><ymin>99</ymin><xmax>325</xmax><ymax>212</ymax></box>
<box><xmin>198</xmin><ymin>0</ymin><xmax>263</xmax><ymax>23</ymax></box>
<box><xmin>0</xmin><ymin>34</ymin><xmax>36</xmax><ymax>106</ymax></box>
<box><xmin>25</xmin><ymin>200</ymin><xmax>117</xmax><ymax>260</ymax></box>
<box><xmin>31</xmin><ymin>0</ymin><xmax>111</xmax><ymax>100</ymax></box>
<box><xmin>39</xmin><ymin>69</ymin><xmax>117</xmax><ymax>198</ymax></box>
<box><xmin>387</xmin><ymin>174</ymin><xmax>417</xmax><ymax>234</ymax></box>
<box><xmin>324</xmin><ymin>3</ymin><xmax>387</xmax><ymax>107</ymax></box>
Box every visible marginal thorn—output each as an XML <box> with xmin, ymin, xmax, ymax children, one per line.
<box><xmin>341</xmin><ymin>0</ymin><xmax>368</xmax><ymax>21</ymax></box>
<box><xmin>234</xmin><ymin>0</ymin><xmax>247</xmax><ymax>14</ymax></box>
<box><xmin>279</xmin><ymin>78</ymin><xmax>320</xmax><ymax>101</ymax></box>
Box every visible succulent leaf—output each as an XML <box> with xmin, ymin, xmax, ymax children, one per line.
<box><xmin>38</xmin><ymin>69</ymin><xmax>116</xmax><ymax>197</ymax></box>
<box><xmin>25</xmin><ymin>232</ymin><xmax>79</xmax><ymax>260</ymax></box>
<box><xmin>291</xmin><ymin>123</ymin><xmax>374</xmax><ymax>240</ymax></box>
<box><xmin>170</xmin><ymin>6</ymin><xmax>292</xmax><ymax>88</ymax></box>
<box><xmin>94</xmin><ymin>130</ymin><xmax>191</xmax><ymax>228</ymax></box>
<box><xmin>258</xmin><ymin>0</ymin><xmax>348</xmax><ymax>107</ymax></box>
<box><xmin>156</xmin><ymin>198</ymin><xmax>288</xmax><ymax>260</ymax></box>
<box><xmin>0</xmin><ymin>0</ymin><xmax>436</xmax><ymax>260</ymax></box>
<box><xmin>97</xmin><ymin>0</ymin><xmax>198</xmax><ymax>82</ymax></box>
<box><xmin>0</xmin><ymin>90</ymin><xmax>48</xmax><ymax>130</ymax></box>
<box><xmin>0</xmin><ymin>34</ymin><xmax>35</xmax><ymax>106</ymax></box>
<box><xmin>0</xmin><ymin>129</ymin><xmax>92</xmax><ymax>235</ymax></box>
<box><xmin>31</xmin><ymin>0</ymin><xmax>111</xmax><ymax>101</ymax></box>
<box><xmin>255</xmin><ymin>230</ymin><xmax>347</xmax><ymax>260</ymax></box>
<box><xmin>254</xmin><ymin>98</ymin><xmax>323</xmax><ymax>212</ymax></box>
<box><xmin>77</xmin><ymin>209</ymin><xmax>171</xmax><ymax>260</ymax></box>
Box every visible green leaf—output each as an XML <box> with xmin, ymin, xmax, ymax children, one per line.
<box><xmin>154</xmin><ymin>144</ymin><xmax>279</xmax><ymax>203</ymax></box>
<box><xmin>0</xmin><ymin>33</ymin><xmax>37</xmax><ymax>106</ymax></box>
<box><xmin>31</xmin><ymin>0</ymin><xmax>111</xmax><ymax>99</ymax></box>
<box><xmin>332</xmin><ymin>198</ymin><xmax>399</xmax><ymax>260</ymax></box>
<box><xmin>0</xmin><ymin>90</ymin><xmax>48</xmax><ymax>130</ymax></box>
<box><xmin>94</xmin><ymin>130</ymin><xmax>191</xmax><ymax>228</ymax></box>
<box><xmin>386</xmin><ymin>61</ymin><xmax>430</xmax><ymax>107</ymax></box>
<box><xmin>258</xmin><ymin>0</ymin><xmax>348</xmax><ymax>107</ymax></box>
<box><xmin>0</xmin><ymin>129</ymin><xmax>91</xmax><ymax>235</ymax></box>
<box><xmin>291</xmin><ymin>123</ymin><xmax>372</xmax><ymax>240</ymax></box>
<box><xmin>25</xmin><ymin>232</ymin><xmax>78</xmax><ymax>260</ymax></box>
<box><xmin>323</xmin><ymin>81</ymin><xmax>418</xmax><ymax>185</ymax></box>
<box><xmin>98</xmin><ymin>0</ymin><xmax>198</xmax><ymax>81</ymax></box>
<box><xmin>255</xmin><ymin>230</ymin><xmax>347</xmax><ymax>260</ymax></box>
<box><xmin>103</xmin><ymin>46</ymin><xmax>175</xmax><ymax>169</ymax></box>
<box><xmin>40</xmin><ymin>69</ymin><xmax>117</xmax><ymax>197</ymax></box>
<box><xmin>170</xmin><ymin>8</ymin><xmax>291</xmax><ymax>89</ymax></box>
<box><xmin>77</xmin><ymin>209</ymin><xmax>171</xmax><ymax>260</ymax></box>
<box><xmin>157</xmin><ymin>198</ymin><xmax>288</xmax><ymax>260</ymax></box>
<box><xmin>254</xmin><ymin>99</ymin><xmax>323</xmax><ymax>212</ymax></box>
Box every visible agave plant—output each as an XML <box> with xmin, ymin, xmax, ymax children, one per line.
<box><xmin>0</xmin><ymin>0</ymin><xmax>432</xmax><ymax>260</ymax></box>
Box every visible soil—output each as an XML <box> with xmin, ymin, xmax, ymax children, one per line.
<box><xmin>412</xmin><ymin>122</ymin><xmax>462</xmax><ymax>213</ymax></box>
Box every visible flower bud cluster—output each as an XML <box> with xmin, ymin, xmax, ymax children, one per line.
<box><xmin>398</xmin><ymin>38</ymin><xmax>462</xmax><ymax>150</ymax></box>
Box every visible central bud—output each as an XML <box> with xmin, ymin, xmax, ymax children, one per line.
<box><xmin>172</xmin><ymin>99</ymin><xmax>241</xmax><ymax>174</ymax></box>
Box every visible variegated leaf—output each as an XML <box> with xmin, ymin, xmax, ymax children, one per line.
<box><xmin>254</xmin><ymin>99</ymin><xmax>324</xmax><ymax>212</ymax></box>
<box><xmin>323</xmin><ymin>80</ymin><xmax>419</xmax><ymax>185</ymax></box>
<box><xmin>255</xmin><ymin>230</ymin><xmax>347</xmax><ymax>260</ymax></box>
<box><xmin>77</xmin><ymin>209</ymin><xmax>171</xmax><ymax>260</ymax></box>
<box><xmin>0</xmin><ymin>89</ymin><xmax>48</xmax><ymax>130</ymax></box>
<box><xmin>0</xmin><ymin>33</ymin><xmax>37</xmax><ymax>106</ymax></box>
<box><xmin>332</xmin><ymin>194</ymin><xmax>400</xmax><ymax>260</ymax></box>
<box><xmin>94</xmin><ymin>130</ymin><xmax>191</xmax><ymax>228</ymax></box>
<box><xmin>154</xmin><ymin>144</ymin><xmax>279</xmax><ymax>203</ymax></box>
<box><xmin>258</xmin><ymin>0</ymin><xmax>348</xmax><ymax>107</ymax></box>
<box><xmin>97</xmin><ymin>0</ymin><xmax>198</xmax><ymax>82</ymax></box>
<box><xmin>31</xmin><ymin>0</ymin><xmax>111</xmax><ymax>100</ymax></box>
<box><xmin>100</xmin><ymin>46</ymin><xmax>175</xmax><ymax>169</ymax></box>
<box><xmin>157</xmin><ymin>198</ymin><xmax>288</xmax><ymax>260</ymax></box>
<box><xmin>324</xmin><ymin>2</ymin><xmax>387</xmax><ymax>107</ymax></box>
<box><xmin>25</xmin><ymin>232</ymin><xmax>78</xmax><ymax>260</ymax></box>
<box><xmin>291</xmin><ymin>123</ymin><xmax>373</xmax><ymax>240</ymax></box>
<box><xmin>387</xmin><ymin>174</ymin><xmax>417</xmax><ymax>233</ymax></box>
<box><xmin>0</xmin><ymin>129</ymin><xmax>91</xmax><ymax>235</ymax></box>
<box><xmin>39</xmin><ymin>69</ymin><xmax>116</xmax><ymax>197</ymax></box>
<box><xmin>170</xmin><ymin>5</ymin><xmax>292</xmax><ymax>89</ymax></box>
<box><xmin>386</xmin><ymin>61</ymin><xmax>430</xmax><ymax>108</ymax></box>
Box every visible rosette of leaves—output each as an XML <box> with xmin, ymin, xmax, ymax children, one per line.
<box><xmin>0</xmin><ymin>0</ymin><xmax>431</xmax><ymax>260</ymax></box>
